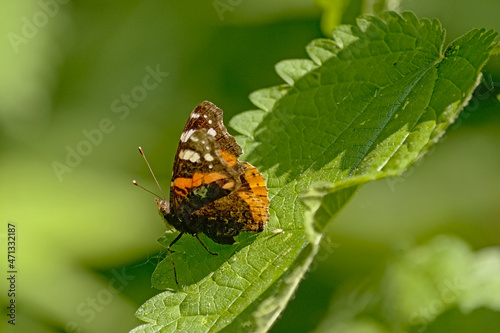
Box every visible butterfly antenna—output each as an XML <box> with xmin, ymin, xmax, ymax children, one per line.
<box><xmin>132</xmin><ymin>180</ymin><xmax>162</xmax><ymax>198</ymax></box>
<box><xmin>135</xmin><ymin>146</ymin><xmax>166</xmax><ymax>199</ymax></box>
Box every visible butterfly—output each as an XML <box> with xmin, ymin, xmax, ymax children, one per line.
<box><xmin>134</xmin><ymin>101</ymin><xmax>269</xmax><ymax>284</ymax></box>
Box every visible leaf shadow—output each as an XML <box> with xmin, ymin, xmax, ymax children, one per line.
<box><xmin>152</xmin><ymin>231</ymin><xmax>260</xmax><ymax>289</ymax></box>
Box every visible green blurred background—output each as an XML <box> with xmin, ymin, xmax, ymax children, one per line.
<box><xmin>1</xmin><ymin>1</ymin><xmax>499</xmax><ymax>332</ymax></box>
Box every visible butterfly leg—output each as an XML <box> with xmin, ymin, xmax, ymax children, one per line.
<box><xmin>194</xmin><ymin>234</ymin><xmax>218</xmax><ymax>256</ymax></box>
<box><xmin>168</xmin><ymin>232</ymin><xmax>184</xmax><ymax>285</ymax></box>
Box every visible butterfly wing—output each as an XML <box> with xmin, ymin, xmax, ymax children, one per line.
<box><xmin>189</xmin><ymin>161</ymin><xmax>269</xmax><ymax>244</ymax></box>
<box><xmin>169</xmin><ymin>129</ymin><xmax>241</xmax><ymax>217</ymax></box>
<box><xmin>172</xmin><ymin>101</ymin><xmax>242</xmax><ymax>173</ymax></box>
<box><xmin>167</xmin><ymin>101</ymin><xmax>269</xmax><ymax>240</ymax></box>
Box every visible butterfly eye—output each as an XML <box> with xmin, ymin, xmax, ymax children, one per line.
<box><xmin>155</xmin><ymin>198</ymin><xmax>170</xmax><ymax>214</ymax></box>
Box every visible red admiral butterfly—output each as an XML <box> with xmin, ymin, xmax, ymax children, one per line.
<box><xmin>134</xmin><ymin>101</ymin><xmax>269</xmax><ymax>284</ymax></box>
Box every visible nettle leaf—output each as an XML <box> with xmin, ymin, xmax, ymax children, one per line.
<box><xmin>131</xmin><ymin>12</ymin><xmax>497</xmax><ymax>333</ymax></box>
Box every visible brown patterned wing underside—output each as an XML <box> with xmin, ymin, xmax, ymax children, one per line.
<box><xmin>172</xmin><ymin>101</ymin><xmax>242</xmax><ymax>171</ymax></box>
<box><xmin>189</xmin><ymin>162</ymin><xmax>269</xmax><ymax>244</ymax></box>
<box><xmin>170</xmin><ymin>129</ymin><xmax>241</xmax><ymax>215</ymax></box>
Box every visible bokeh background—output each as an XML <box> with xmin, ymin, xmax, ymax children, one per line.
<box><xmin>1</xmin><ymin>1</ymin><xmax>499</xmax><ymax>332</ymax></box>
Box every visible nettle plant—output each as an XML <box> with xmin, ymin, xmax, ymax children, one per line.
<box><xmin>131</xmin><ymin>12</ymin><xmax>497</xmax><ymax>333</ymax></box>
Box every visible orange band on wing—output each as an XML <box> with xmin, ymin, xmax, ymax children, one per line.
<box><xmin>220</xmin><ymin>150</ymin><xmax>238</xmax><ymax>167</ymax></box>
<box><xmin>237</xmin><ymin>164</ymin><xmax>269</xmax><ymax>224</ymax></box>
<box><xmin>172</xmin><ymin>177</ymin><xmax>192</xmax><ymax>189</ymax></box>
<box><xmin>172</xmin><ymin>172</ymin><xmax>228</xmax><ymax>195</ymax></box>
<box><xmin>192</xmin><ymin>172</ymin><xmax>227</xmax><ymax>187</ymax></box>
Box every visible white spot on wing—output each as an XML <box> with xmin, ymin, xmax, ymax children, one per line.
<box><xmin>204</xmin><ymin>153</ymin><xmax>214</xmax><ymax>162</ymax></box>
<box><xmin>180</xmin><ymin>129</ymin><xmax>196</xmax><ymax>142</ymax></box>
<box><xmin>191</xmin><ymin>113</ymin><xmax>200</xmax><ymax>119</ymax></box>
<box><xmin>203</xmin><ymin>114</ymin><xmax>208</xmax><ymax>118</ymax></box>
<box><xmin>178</xmin><ymin>149</ymin><xmax>188</xmax><ymax>159</ymax></box>
<box><xmin>207</xmin><ymin>128</ymin><xmax>216</xmax><ymax>137</ymax></box>
<box><xmin>189</xmin><ymin>153</ymin><xmax>200</xmax><ymax>162</ymax></box>
<box><xmin>208</xmin><ymin>119</ymin><xmax>212</xmax><ymax>124</ymax></box>
<box><xmin>179</xmin><ymin>149</ymin><xmax>200</xmax><ymax>162</ymax></box>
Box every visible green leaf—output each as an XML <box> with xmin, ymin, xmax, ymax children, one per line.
<box><xmin>491</xmin><ymin>41</ymin><xmax>500</xmax><ymax>56</ymax></box>
<box><xmin>132</xmin><ymin>12</ymin><xmax>497</xmax><ymax>332</ymax></box>
<box><xmin>382</xmin><ymin>235</ymin><xmax>500</xmax><ymax>324</ymax></box>
<box><xmin>313</xmin><ymin>235</ymin><xmax>500</xmax><ymax>332</ymax></box>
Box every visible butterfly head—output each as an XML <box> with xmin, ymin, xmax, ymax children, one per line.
<box><xmin>155</xmin><ymin>197</ymin><xmax>179</xmax><ymax>230</ymax></box>
<box><xmin>155</xmin><ymin>198</ymin><xmax>170</xmax><ymax>215</ymax></box>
